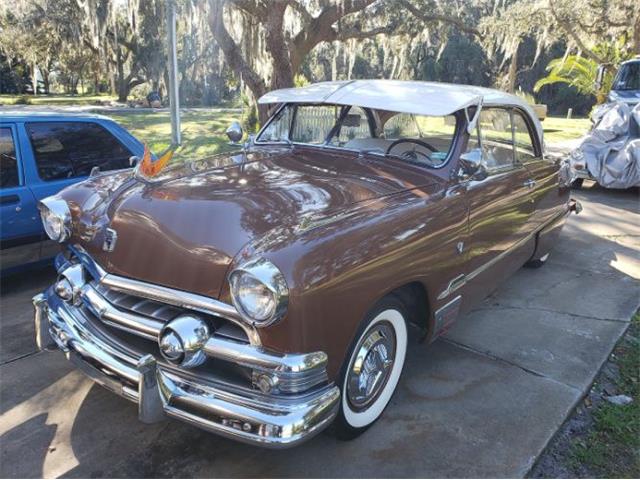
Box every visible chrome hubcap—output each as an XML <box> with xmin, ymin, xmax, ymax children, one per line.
<box><xmin>347</xmin><ymin>322</ymin><xmax>396</xmax><ymax>411</ymax></box>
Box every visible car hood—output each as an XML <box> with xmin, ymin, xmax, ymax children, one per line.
<box><xmin>68</xmin><ymin>147</ymin><xmax>440</xmax><ymax>297</ymax></box>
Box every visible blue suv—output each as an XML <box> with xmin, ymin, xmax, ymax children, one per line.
<box><xmin>0</xmin><ymin>112</ymin><xmax>144</xmax><ymax>274</ymax></box>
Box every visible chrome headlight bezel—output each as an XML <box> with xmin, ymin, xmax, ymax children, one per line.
<box><xmin>38</xmin><ymin>197</ymin><xmax>72</xmax><ymax>243</ymax></box>
<box><xmin>229</xmin><ymin>258</ymin><xmax>289</xmax><ymax>327</ymax></box>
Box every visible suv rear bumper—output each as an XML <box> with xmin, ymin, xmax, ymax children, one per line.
<box><xmin>34</xmin><ymin>291</ymin><xmax>340</xmax><ymax>448</ymax></box>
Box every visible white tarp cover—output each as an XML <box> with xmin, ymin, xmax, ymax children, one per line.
<box><xmin>569</xmin><ymin>102</ymin><xmax>640</xmax><ymax>189</ymax></box>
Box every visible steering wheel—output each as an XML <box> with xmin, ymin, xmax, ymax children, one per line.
<box><xmin>385</xmin><ymin>139</ymin><xmax>438</xmax><ymax>163</ymax></box>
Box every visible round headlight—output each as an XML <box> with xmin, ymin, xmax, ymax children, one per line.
<box><xmin>39</xmin><ymin>198</ymin><xmax>72</xmax><ymax>243</ymax></box>
<box><xmin>229</xmin><ymin>258</ymin><xmax>288</xmax><ymax>326</ymax></box>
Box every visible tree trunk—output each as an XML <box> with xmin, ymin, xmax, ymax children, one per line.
<box><xmin>32</xmin><ymin>62</ymin><xmax>38</xmax><ymax>96</ymax></box>
<box><xmin>507</xmin><ymin>41</ymin><xmax>520</xmax><ymax>93</ymax></box>
<box><xmin>118</xmin><ymin>80</ymin><xmax>130</xmax><ymax>102</ymax></box>
<box><xmin>42</xmin><ymin>70</ymin><xmax>50</xmax><ymax>94</ymax></box>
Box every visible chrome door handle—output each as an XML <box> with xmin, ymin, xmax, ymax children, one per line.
<box><xmin>524</xmin><ymin>179</ymin><xmax>536</xmax><ymax>189</ymax></box>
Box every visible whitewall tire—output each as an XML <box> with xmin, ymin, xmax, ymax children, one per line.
<box><xmin>334</xmin><ymin>297</ymin><xmax>408</xmax><ymax>439</ymax></box>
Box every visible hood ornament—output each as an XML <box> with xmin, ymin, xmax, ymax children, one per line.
<box><xmin>103</xmin><ymin>228</ymin><xmax>118</xmax><ymax>252</ymax></box>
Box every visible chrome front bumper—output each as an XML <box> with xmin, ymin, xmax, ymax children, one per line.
<box><xmin>34</xmin><ymin>291</ymin><xmax>340</xmax><ymax>447</ymax></box>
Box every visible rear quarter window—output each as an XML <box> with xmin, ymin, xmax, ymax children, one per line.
<box><xmin>26</xmin><ymin>122</ymin><xmax>132</xmax><ymax>181</ymax></box>
<box><xmin>0</xmin><ymin>128</ymin><xmax>19</xmax><ymax>188</ymax></box>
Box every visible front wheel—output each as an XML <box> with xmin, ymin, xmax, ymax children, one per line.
<box><xmin>333</xmin><ymin>297</ymin><xmax>408</xmax><ymax>440</ymax></box>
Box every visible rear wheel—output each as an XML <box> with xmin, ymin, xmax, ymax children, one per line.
<box><xmin>333</xmin><ymin>297</ymin><xmax>408</xmax><ymax>440</ymax></box>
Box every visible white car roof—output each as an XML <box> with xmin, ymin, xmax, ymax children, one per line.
<box><xmin>259</xmin><ymin>80</ymin><xmax>543</xmax><ymax>142</ymax></box>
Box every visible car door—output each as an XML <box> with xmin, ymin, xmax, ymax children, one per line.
<box><xmin>0</xmin><ymin>124</ymin><xmax>42</xmax><ymax>270</ymax></box>
<box><xmin>459</xmin><ymin>107</ymin><xmax>536</xmax><ymax>308</ymax></box>
<box><xmin>512</xmin><ymin>109</ymin><xmax>566</xmax><ymax>228</ymax></box>
<box><xmin>23</xmin><ymin>120</ymin><xmax>136</xmax><ymax>260</ymax></box>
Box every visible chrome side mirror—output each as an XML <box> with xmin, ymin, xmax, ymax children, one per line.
<box><xmin>226</xmin><ymin>121</ymin><xmax>244</xmax><ymax>144</ymax></box>
<box><xmin>459</xmin><ymin>148</ymin><xmax>487</xmax><ymax>181</ymax></box>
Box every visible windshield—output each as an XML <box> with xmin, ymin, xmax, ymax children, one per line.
<box><xmin>257</xmin><ymin>103</ymin><xmax>457</xmax><ymax>168</ymax></box>
<box><xmin>613</xmin><ymin>62</ymin><xmax>640</xmax><ymax>91</ymax></box>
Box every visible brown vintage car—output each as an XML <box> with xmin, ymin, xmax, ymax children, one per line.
<box><xmin>34</xmin><ymin>80</ymin><xmax>580</xmax><ymax>447</ymax></box>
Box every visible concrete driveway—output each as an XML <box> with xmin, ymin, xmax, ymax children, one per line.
<box><xmin>1</xmin><ymin>184</ymin><xmax>638</xmax><ymax>478</ymax></box>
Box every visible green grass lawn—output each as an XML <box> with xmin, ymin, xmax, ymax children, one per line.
<box><xmin>0</xmin><ymin>93</ymin><xmax>119</xmax><ymax>106</ymax></box>
<box><xmin>543</xmin><ymin>116</ymin><xmax>591</xmax><ymax>144</ymax></box>
<box><xmin>107</xmin><ymin>110</ymin><xmax>242</xmax><ymax>161</ymax></box>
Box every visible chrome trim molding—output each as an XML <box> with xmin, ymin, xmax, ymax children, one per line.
<box><xmin>436</xmin><ymin>210</ymin><xmax>568</xmax><ymax>301</ymax></box>
<box><xmin>437</xmin><ymin>274</ymin><xmax>466</xmax><ymax>300</ymax></box>
<box><xmin>35</xmin><ymin>291</ymin><xmax>340</xmax><ymax>448</ymax></box>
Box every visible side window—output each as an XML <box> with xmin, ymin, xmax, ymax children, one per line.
<box><xmin>478</xmin><ymin>108</ymin><xmax>514</xmax><ymax>170</ymax></box>
<box><xmin>26</xmin><ymin>122</ymin><xmax>133</xmax><ymax>181</ymax></box>
<box><xmin>332</xmin><ymin>106</ymin><xmax>372</xmax><ymax>145</ymax></box>
<box><xmin>0</xmin><ymin>128</ymin><xmax>19</xmax><ymax>188</ymax></box>
<box><xmin>512</xmin><ymin>111</ymin><xmax>538</xmax><ymax>163</ymax></box>
<box><xmin>258</xmin><ymin>105</ymin><xmax>293</xmax><ymax>142</ymax></box>
<box><xmin>291</xmin><ymin>105</ymin><xmax>341</xmax><ymax>144</ymax></box>
<box><xmin>383</xmin><ymin>113</ymin><xmax>420</xmax><ymax>139</ymax></box>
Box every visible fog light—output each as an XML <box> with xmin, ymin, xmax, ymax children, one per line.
<box><xmin>54</xmin><ymin>278</ymin><xmax>73</xmax><ymax>302</ymax></box>
<box><xmin>158</xmin><ymin>315</ymin><xmax>210</xmax><ymax>368</ymax></box>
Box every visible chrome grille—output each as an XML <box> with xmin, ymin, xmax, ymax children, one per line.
<box><xmin>86</xmin><ymin>281</ymin><xmax>250</xmax><ymax>344</ymax></box>
<box><xmin>95</xmin><ymin>283</ymin><xmax>182</xmax><ymax>323</ymax></box>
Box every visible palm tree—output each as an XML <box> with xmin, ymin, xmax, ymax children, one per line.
<box><xmin>534</xmin><ymin>39</ymin><xmax>633</xmax><ymax>103</ymax></box>
<box><xmin>534</xmin><ymin>55</ymin><xmax>610</xmax><ymax>103</ymax></box>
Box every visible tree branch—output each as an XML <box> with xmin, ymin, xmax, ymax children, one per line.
<box><xmin>207</xmin><ymin>0</ymin><xmax>266</xmax><ymax>99</ymax></box>
<box><xmin>548</xmin><ymin>0</ymin><xmax>606</xmax><ymax>64</ymax></box>
<box><xmin>399</xmin><ymin>0</ymin><xmax>481</xmax><ymax>38</ymax></box>
<box><xmin>290</xmin><ymin>0</ymin><xmax>378</xmax><ymax>70</ymax></box>
<box><xmin>283</xmin><ymin>0</ymin><xmax>314</xmax><ymax>25</ymax></box>
<box><xmin>332</xmin><ymin>24</ymin><xmax>397</xmax><ymax>42</ymax></box>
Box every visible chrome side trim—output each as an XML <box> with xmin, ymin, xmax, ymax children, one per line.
<box><xmin>437</xmin><ymin>274</ymin><xmax>466</xmax><ymax>301</ymax></box>
<box><xmin>438</xmin><ymin>209</ymin><xmax>569</xmax><ymax>300</ymax></box>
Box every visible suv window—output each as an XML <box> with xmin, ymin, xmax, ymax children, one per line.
<box><xmin>0</xmin><ymin>128</ymin><xmax>19</xmax><ymax>188</ymax></box>
<box><xmin>26</xmin><ymin>122</ymin><xmax>132</xmax><ymax>181</ymax></box>
<box><xmin>512</xmin><ymin>111</ymin><xmax>538</xmax><ymax>163</ymax></box>
<box><xmin>478</xmin><ymin>108</ymin><xmax>514</xmax><ymax>170</ymax></box>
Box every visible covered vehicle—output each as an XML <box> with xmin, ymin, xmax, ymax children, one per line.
<box><xmin>569</xmin><ymin>102</ymin><xmax>640</xmax><ymax>189</ymax></box>
<box><xmin>34</xmin><ymin>80</ymin><xmax>580</xmax><ymax>447</ymax></box>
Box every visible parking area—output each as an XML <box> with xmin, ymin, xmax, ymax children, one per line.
<box><xmin>0</xmin><ymin>184</ymin><xmax>638</xmax><ymax>478</ymax></box>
